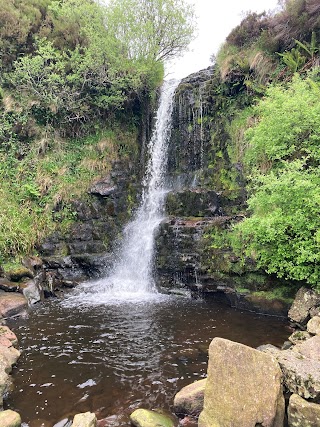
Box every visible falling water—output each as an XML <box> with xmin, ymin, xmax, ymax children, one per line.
<box><xmin>64</xmin><ymin>79</ymin><xmax>180</xmax><ymax>305</ymax></box>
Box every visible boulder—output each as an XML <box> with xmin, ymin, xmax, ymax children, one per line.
<box><xmin>21</xmin><ymin>279</ymin><xmax>42</xmax><ymax>305</ymax></box>
<box><xmin>288</xmin><ymin>331</ymin><xmax>311</xmax><ymax>345</ymax></box>
<box><xmin>261</xmin><ymin>346</ymin><xmax>320</xmax><ymax>399</ymax></box>
<box><xmin>0</xmin><ymin>354</ymin><xmax>10</xmax><ymax>407</ymax></box>
<box><xmin>293</xmin><ymin>335</ymin><xmax>320</xmax><ymax>361</ymax></box>
<box><xmin>22</xmin><ymin>256</ymin><xmax>43</xmax><ymax>272</ymax></box>
<box><xmin>0</xmin><ymin>410</ymin><xmax>21</xmax><ymax>427</ymax></box>
<box><xmin>89</xmin><ymin>176</ymin><xmax>117</xmax><ymax>197</ymax></box>
<box><xmin>288</xmin><ymin>394</ymin><xmax>320</xmax><ymax>427</ymax></box>
<box><xmin>288</xmin><ymin>287</ymin><xmax>320</xmax><ymax>326</ymax></box>
<box><xmin>130</xmin><ymin>409</ymin><xmax>175</xmax><ymax>427</ymax></box>
<box><xmin>71</xmin><ymin>412</ymin><xmax>97</xmax><ymax>427</ymax></box>
<box><xmin>0</xmin><ymin>325</ymin><xmax>18</xmax><ymax>346</ymax></box>
<box><xmin>198</xmin><ymin>338</ymin><xmax>284</xmax><ymax>427</ymax></box>
<box><xmin>7</xmin><ymin>266</ymin><xmax>33</xmax><ymax>282</ymax></box>
<box><xmin>0</xmin><ymin>345</ymin><xmax>20</xmax><ymax>371</ymax></box>
<box><xmin>173</xmin><ymin>379</ymin><xmax>206</xmax><ymax>417</ymax></box>
<box><xmin>0</xmin><ymin>293</ymin><xmax>28</xmax><ymax>318</ymax></box>
<box><xmin>307</xmin><ymin>315</ymin><xmax>320</xmax><ymax>335</ymax></box>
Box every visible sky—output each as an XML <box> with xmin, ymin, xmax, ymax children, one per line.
<box><xmin>168</xmin><ymin>0</ymin><xmax>281</xmax><ymax>79</ymax></box>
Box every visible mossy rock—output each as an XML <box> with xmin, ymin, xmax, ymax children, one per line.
<box><xmin>7</xmin><ymin>266</ymin><xmax>33</xmax><ymax>282</ymax></box>
<box><xmin>130</xmin><ymin>409</ymin><xmax>175</xmax><ymax>427</ymax></box>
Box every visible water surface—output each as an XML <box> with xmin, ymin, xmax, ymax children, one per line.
<box><xmin>5</xmin><ymin>296</ymin><xmax>289</xmax><ymax>426</ymax></box>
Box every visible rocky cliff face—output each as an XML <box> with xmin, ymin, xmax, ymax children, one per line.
<box><xmin>155</xmin><ymin>68</ymin><xmax>289</xmax><ymax>316</ymax></box>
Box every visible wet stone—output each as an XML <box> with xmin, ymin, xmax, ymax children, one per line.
<box><xmin>130</xmin><ymin>409</ymin><xmax>175</xmax><ymax>427</ymax></box>
<box><xmin>0</xmin><ymin>410</ymin><xmax>21</xmax><ymax>427</ymax></box>
<box><xmin>71</xmin><ymin>412</ymin><xmax>97</xmax><ymax>427</ymax></box>
<box><xmin>0</xmin><ymin>293</ymin><xmax>28</xmax><ymax>318</ymax></box>
<box><xmin>174</xmin><ymin>379</ymin><xmax>206</xmax><ymax>417</ymax></box>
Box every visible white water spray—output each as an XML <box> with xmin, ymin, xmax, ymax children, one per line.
<box><xmin>64</xmin><ymin>79</ymin><xmax>180</xmax><ymax>305</ymax></box>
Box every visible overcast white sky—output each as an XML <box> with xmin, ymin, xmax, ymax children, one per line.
<box><xmin>168</xmin><ymin>0</ymin><xmax>281</xmax><ymax>79</ymax></box>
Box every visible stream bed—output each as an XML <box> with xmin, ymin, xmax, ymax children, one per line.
<box><xmin>5</xmin><ymin>295</ymin><xmax>290</xmax><ymax>426</ymax></box>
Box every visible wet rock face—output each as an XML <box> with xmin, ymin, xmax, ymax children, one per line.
<box><xmin>154</xmin><ymin>68</ymin><xmax>289</xmax><ymax>316</ymax></box>
<box><xmin>166</xmin><ymin>190</ymin><xmax>219</xmax><ymax>217</ymax></box>
<box><xmin>37</xmin><ymin>160</ymin><xmax>141</xmax><ymax>282</ymax></box>
<box><xmin>168</xmin><ymin>67</ymin><xmax>214</xmax><ymax>175</ymax></box>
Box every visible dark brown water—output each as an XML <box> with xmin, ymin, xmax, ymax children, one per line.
<box><xmin>5</xmin><ymin>295</ymin><xmax>289</xmax><ymax>427</ymax></box>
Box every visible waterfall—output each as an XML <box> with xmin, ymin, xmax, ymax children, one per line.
<box><xmin>64</xmin><ymin>79</ymin><xmax>180</xmax><ymax>305</ymax></box>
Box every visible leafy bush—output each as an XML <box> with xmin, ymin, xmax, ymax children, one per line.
<box><xmin>233</xmin><ymin>162</ymin><xmax>320</xmax><ymax>287</ymax></box>
<box><xmin>232</xmin><ymin>73</ymin><xmax>320</xmax><ymax>289</ymax></box>
<box><xmin>244</xmin><ymin>74</ymin><xmax>320</xmax><ymax>172</ymax></box>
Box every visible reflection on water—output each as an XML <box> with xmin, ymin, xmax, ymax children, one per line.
<box><xmin>5</xmin><ymin>296</ymin><xmax>289</xmax><ymax>426</ymax></box>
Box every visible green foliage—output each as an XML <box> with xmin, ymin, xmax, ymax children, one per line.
<box><xmin>0</xmin><ymin>125</ymin><xmax>138</xmax><ymax>262</ymax></box>
<box><xmin>232</xmin><ymin>74</ymin><xmax>320</xmax><ymax>289</ymax></box>
<box><xmin>245</xmin><ymin>74</ymin><xmax>320</xmax><ymax>171</ymax></box>
<box><xmin>278</xmin><ymin>48</ymin><xmax>306</xmax><ymax>72</ymax></box>
<box><xmin>3</xmin><ymin>0</ymin><xmax>194</xmax><ymax>137</ymax></box>
<box><xmin>234</xmin><ymin>162</ymin><xmax>320</xmax><ymax>287</ymax></box>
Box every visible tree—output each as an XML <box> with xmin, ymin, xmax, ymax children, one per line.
<box><xmin>105</xmin><ymin>0</ymin><xmax>196</xmax><ymax>62</ymax></box>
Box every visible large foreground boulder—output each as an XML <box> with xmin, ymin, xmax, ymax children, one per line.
<box><xmin>288</xmin><ymin>394</ymin><xmax>320</xmax><ymax>427</ymax></box>
<box><xmin>198</xmin><ymin>338</ymin><xmax>284</xmax><ymax>427</ymax></box>
<box><xmin>174</xmin><ymin>379</ymin><xmax>206</xmax><ymax>417</ymax></box>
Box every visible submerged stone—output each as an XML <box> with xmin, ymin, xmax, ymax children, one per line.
<box><xmin>0</xmin><ymin>410</ymin><xmax>21</xmax><ymax>427</ymax></box>
<box><xmin>198</xmin><ymin>337</ymin><xmax>284</xmax><ymax>427</ymax></box>
<box><xmin>173</xmin><ymin>378</ymin><xmax>206</xmax><ymax>417</ymax></box>
<box><xmin>288</xmin><ymin>394</ymin><xmax>320</xmax><ymax>427</ymax></box>
<box><xmin>130</xmin><ymin>409</ymin><xmax>175</xmax><ymax>427</ymax></box>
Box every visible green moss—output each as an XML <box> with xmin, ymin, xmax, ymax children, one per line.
<box><xmin>251</xmin><ymin>288</ymin><xmax>295</xmax><ymax>304</ymax></box>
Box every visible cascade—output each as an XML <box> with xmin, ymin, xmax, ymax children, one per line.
<box><xmin>64</xmin><ymin>79</ymin><xmax>180</xmax><ymax>305</ymax></box>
